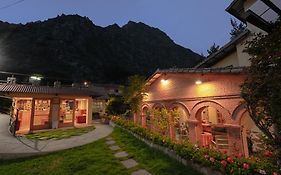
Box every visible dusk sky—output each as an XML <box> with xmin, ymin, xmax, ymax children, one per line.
<box><xmin>0</xmin><ymin>0</ymin><xmax>235</xmax><ymax>55</ymax></box>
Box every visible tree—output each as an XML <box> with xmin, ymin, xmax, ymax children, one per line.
<box><xmin>230</xmin><ymin>18</ymin><xmax>246</xmax><ymax>40</ymax></box>
<box><xmin>105</xmin><ymin>95</ymin><xmax>129</xmax><ymax>116</ymax></box>
<box><xmin>207</xmin><ymin>43</ymin><xmax>220</xmax><ymax>56</ymax></box>
<box><xmin>121</xmin><ymin>75</ymin><xmax>147</xmax><ymax>122</ymax></box>
<box><xmin>242</xmin><ymin>20</ymin><xmax>281</xmax><ymax>158</ymax></box>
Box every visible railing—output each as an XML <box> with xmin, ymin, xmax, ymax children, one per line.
<box><xmin>210</xmin><ymin>140</ymin><xmax>217</xmax><ymax>149</ymax></box>
<box><xmin>8</xmin><ymin>109</ymin><xmax>19</xmax><ymax>136</ymax></box>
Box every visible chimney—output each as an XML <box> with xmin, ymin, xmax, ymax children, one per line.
<box><xmin>54</xmin><ymin>81</ymin><xmax>61</xmax><ymax>88</ymax></box>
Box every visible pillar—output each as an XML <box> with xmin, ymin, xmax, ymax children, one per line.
<box><xmin>51</xmin><ymin>98</ymin><xmax>59</xmax><ymax>129</ymax></box>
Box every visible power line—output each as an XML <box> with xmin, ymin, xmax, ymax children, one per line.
<box><xmin>0</xmin><ymin>0</ymin><xmax>25</xmax><ymax>10</ymax></box>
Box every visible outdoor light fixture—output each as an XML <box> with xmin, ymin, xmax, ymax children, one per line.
<box><xmin>161</xmin><ymin>73</ymin><xmax>168</xmax><ymax>84</ymax></box>
<box><xmin>195</xmin><ymin>80</ymin><xmax>202</xmax><ymax>85</ymax></box>
<box><xmin>30</xmin><ymin>76</ymin><xmax>42</xmax><ymax>81</ymax></box>
<box><xmin>161</xmin><ymin>79</ymin><xmax>168</xmax><ymax>84</ymax></box>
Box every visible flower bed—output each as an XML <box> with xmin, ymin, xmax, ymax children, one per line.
<box><xmin>111</xmin><ymin>116</ymin><xmax>280</xmax><ymax>175</ymax></box>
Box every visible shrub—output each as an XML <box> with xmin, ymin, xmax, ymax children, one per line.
<box><xmin>111</xmin><ymin>116</ymin><xmax>280</xmax><ymax>175</ymax></box>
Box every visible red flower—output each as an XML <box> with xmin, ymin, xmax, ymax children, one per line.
<box><xmin>272</xmin><ymin>172</ymin><xmax>279</xmax><ymax>175</ymax></box>
<box><xmin>264</xmin><ymin>151</ymin><xmax>273</xmax><ymax>156</ymax></box>
<box><xmin>220</xmin><ymin>160</ymin><xmax>227</xmax><ymax>167</ymax></box>
<box><xmin>209</xmin><ymin>157</ymin><xmax>215</xmax><ymax>162</ymax></box>
<box><xmin>204</xmin><ymin>154</ymin><xmax>209</xmax><ymax>159</ymax></box>
<box><xmin>227</xmin><ymin>157</ymin><xmax>234</xmax><ymax>163</ymax></box>
<box><xmin>243</xmin><ymin>163</ymin><xmax>249</xmax><ymax>169</ymax></box>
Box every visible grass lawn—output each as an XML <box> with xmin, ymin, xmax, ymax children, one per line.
<box><xmin>0</xmin><ymin>127</ymin><xmax>202</xmax><ymax>175</ymax></box>
<box><xmin>25</xmin><ymin>126</ymin><xmax>96</xmax><ymax>140</ymax></box>
<box><xmin>111</xmin><ymin>127</ymin><xmax>202</xmax><ymax>175</ymax></box>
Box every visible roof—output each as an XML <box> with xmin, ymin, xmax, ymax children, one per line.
<box><xmin>226</xmin><ymin>0</ymin><xmax>276</xmax><ymax>32</ymax></box>
<box><xmin>226</xmin><ymin>0</ymin><xmax>246</xmax><ymax>22</ymax></box>
<box><xmin>195</xmin><ymin>30</ymin><xmax>250</xmax><ymax>68</ymax></box>
<box><xmin>0</xmin><ymin>83</ymin><xmax>104</xmax><ymax>97</ymax></box>
<box><xmin>146</xmin><ymin>66</ymin><xmax>247</xmax><ymax>86</ymax></box>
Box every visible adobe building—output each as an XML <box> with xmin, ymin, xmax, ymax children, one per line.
<box><xmin>0</xmin><ymin>83</ymin><xmax>103</xmax><ymax>134</ymax></box>
<box><xmin>140</xmin><ymin>67</ymin><xmax>263</xmax><ymax>157</ymax></box>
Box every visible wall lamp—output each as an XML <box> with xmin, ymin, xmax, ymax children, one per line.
<box><xmin>195</xmin><ymin>80</ymin><xmax>202</xmax><ymax>85</ymax></box>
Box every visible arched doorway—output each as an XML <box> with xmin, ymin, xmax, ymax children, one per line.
<box><xmin>240</xmin><ymin>112</ymin><xmax>264</xmax><ymax>157</ymax></box>
<box><xmin>141</xmin><ymin>106</ymin><xmax>150</xmax><ymax>128</ymax></box>
<box><xmin>195</xmin><ymin>106</ymin><xmax>227</xmax><ymax>149</ymax></box>
<box><xmin>172</xmin><ymin>104</ymin><xmax>190</xmax><ymax>141</ymax></box>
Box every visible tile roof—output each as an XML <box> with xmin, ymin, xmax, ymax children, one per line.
<box><xmin>0</xmin><ymin>84</ymin><xmax>104</xmax><ymax>97</ymax></box>
<box><xmin>158</xmin><ymin>66</ymin><xmax>246</xmax><ymax>74</ymax></box>
<box><xmin>146</xmin><ymin>66</ymin><xmax>247</xmax><ymax>86</ymax></box>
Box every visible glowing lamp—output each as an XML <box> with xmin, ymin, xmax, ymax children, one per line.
<box><xmin>30</xmin><ymin>76</ymin><xmax>42</xmax><ymax>81</ymax></box>
<box><xmin>195</xmin><ymin>80</ymin><xmax>202</xmax><ymax>85</ymax></box>
<box><xmin>161</xmin><ymin>79</ymin><xmax>168</xmax><ymax>84</ymax></box>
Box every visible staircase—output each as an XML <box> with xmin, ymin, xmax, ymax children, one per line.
<box><xmin>215</xmin><ymin>134</ymin><xmax>229</xmax><ymax>150</ymax></box>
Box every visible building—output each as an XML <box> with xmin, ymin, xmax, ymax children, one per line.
<box><xmin>139</xmin><ymin>0</ymin><xmax>281</xmax><ymax>157</ymax></box>
<box><xmin>140</xmin><ymin>67</ymin><xmax>263</xmax><ymax>157</ymax></box>
<box><xmin>197</xmin><ymin>0</ymin><xmax>281</xmax><ymax>68</ymax></box>
<box><xmin>91</xmin><ymin>84</ymin><xmax>121</xmax><ymax>118</ymax></box>
<box><xmin>0</xmin><ymin>83</ymin><xmax>103</xmax><ymax>134</ymax></box>
<box><xmin>139</xmin><ymin>0</ymin><xmax>280</xmax><ymax>158</ymax></box>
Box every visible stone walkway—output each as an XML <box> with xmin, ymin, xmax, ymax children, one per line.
<box><xmin>105</xmin><ymin>136</ymin><xmax>151</xmax><ymax>175</ymax></box>
<box><xmin>0</xmin><ymin>114</ymin><xmax>113</xmax><ymax>159</ymax></box>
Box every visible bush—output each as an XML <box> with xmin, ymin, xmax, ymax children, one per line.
<box><xmin>111</xmin><ymin>116</ymin><xmax>280</xmax><ymax>175</ymax></box>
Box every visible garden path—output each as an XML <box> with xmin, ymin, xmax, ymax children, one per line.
<box><xmin>0</xmin><ymin>113</ymin><xmax>113</xmax><ymax>159</ymax></box>
<box><xmin>105</xmin><ymin>136</ymin><xmax>152</xmax><ymax>175</ymax></box>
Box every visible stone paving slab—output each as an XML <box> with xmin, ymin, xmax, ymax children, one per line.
<box><xmin>109</xmin><ymin>145</ymin><xmax>121</xmax><ymax>151</ymax></box>
<box><xmin>114</xmin><ymin>151</ymin><xmax>128</xmax><ymax>158</ymax></box>
<box><xmin>105</xmin><ymin>140</ymin><xmax>116</xmax><ymax>145</ymax></box>
<box><xmin>106</xmin><ymin>137</ymin><xmax>113</xmax><ymax>141</ymax></box>
<box><xmin>131</xmin><ymin>169</ymin><xmax>151</xmax><ymax>175</ymax></box>
<box><xmin>121</xmin><ymin>158</ymin><xmax>138</xmax><ymax>169</ymax></box>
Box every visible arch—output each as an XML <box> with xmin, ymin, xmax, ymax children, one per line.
<box><xmin>152</xmin><ymin>103</ymin><xmax>165</xmax><ymax>109</ymax></box>
<box><xmin>191</xmin><ymin>100</ymin><xmax>231</xmax><ymax>121</ymax></box>
<box><xmin>240</xmin><ymin>111</ymin><xmax>264</xmax><ymax>157</ymax></box>
<box><xmin>141</xmin><ymin>103</ymin><xmax>150</xmax><ymax>112</ymax></box>
<box><xmin>168</xmin><ymin>101</ymin><xmax>191</xmax><ymax>116</ymax></box>
<box><xmin>232</xmin><ymin>103</ymin><xmax>247</xmax><ymax>123</ymax></box>
<box><xmin>168</xmin><ymin>102</ymin><xmax>190</xmax><ymax>141</ymax></box>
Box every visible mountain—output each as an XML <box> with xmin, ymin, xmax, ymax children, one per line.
<box><xmin>0</xmin><ymin>14</ymin><xmax>204</xmax><ymax>84</ymax></box>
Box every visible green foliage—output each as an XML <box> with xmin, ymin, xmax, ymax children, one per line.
<box><xmin>105</xmin><ymin>95</ymin><xmax>129</xmax><ymax>115</ymax></box>
<box><xmin>242</xmin><ymin>20</ymin><xmax>281</xmax><ymax>157</ymax></box>
<box><xmin>112</xmin><ymin>116</ymin><xmax>280</xmax><ymax>175</ymax></box>
<box><xmin>150</xmin><ymin>108</ymin><xmax>170</xmax><ymax>133</ymax></box>
<box><xmin>0</xmin><ymin>15</ymin><xmax>204</xmax><ymax>84</ymax></box>
<box><xmin>0</xmin><ymin>137</ymin><xmax>130</xmax><ymax>175</ymax></box>
<box><xmin>230</xmin><ymin>18</ymin><xmax>246</xmax><ymax>40</ymax></box>
<box><xmin>121</xmin><ymin>75</ymin><xmax>147</xmax><ymax>114</ymax></box>
<box><xmin>207</xmin><ymin>43</ymin><xmax>220</xmax><ymax>55</ymax></box>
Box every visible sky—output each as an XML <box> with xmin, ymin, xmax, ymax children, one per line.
<box><xmin>0</xmin><ymin>0</ymin><xmax>235</xmax><ymax>56</ymax></box>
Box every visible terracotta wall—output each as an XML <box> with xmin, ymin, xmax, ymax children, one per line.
<box><xmin>142</xmin><ymin>72</ymin><xmax>251</xmax><ymax>156</ymax></box>
<box><xmin>145</xmin><ymin>73</ymin><xmax>245</xmax><ymax>102</ymax></box>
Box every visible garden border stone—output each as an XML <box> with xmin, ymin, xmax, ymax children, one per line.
<box><xmin>110</xmin><ymin>120</ymin><xmax>222</xmax><ymax>175</ymax></box>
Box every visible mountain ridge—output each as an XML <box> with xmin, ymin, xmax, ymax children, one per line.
<box><xmin>0</xmin><ymin>14</ymin><xmax>204</xmax><ymax>84</ymax></box>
